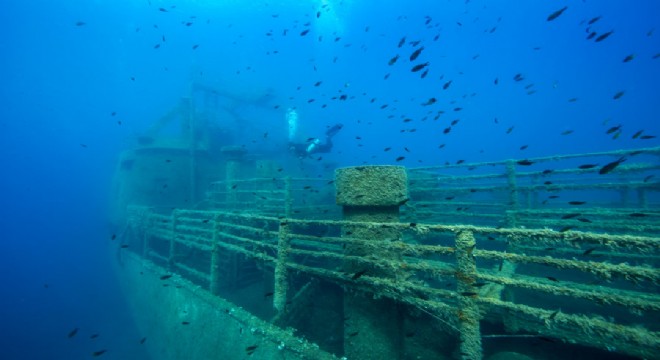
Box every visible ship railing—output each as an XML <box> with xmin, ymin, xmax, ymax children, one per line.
<box><xmin>124</xmin><ymin>206</ymin><xmax>659</xmax><ymax>359</ymax></box>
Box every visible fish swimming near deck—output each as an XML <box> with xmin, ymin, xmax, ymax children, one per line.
<box><xmin>411</xmin><ymin>63</ymin><xmax>429</xmax><ymax>72</ymax></box>
<box><xmin>351</xmin><ymin>269</ymin><xmax>368</xmax><ymax>280</ymax></box>
<box><xmin>409</xmin><ymin>46</ymin><xmax>424</xmax><ymax>61</ymax></box>
<box><xmin>547</xmin><ymin>6</ymin><xmax>568</xmax><ymax>21</ymax></box>
<box><xmin>582</xmin><ymin>247</ymin><xmax>598</xmax><ymax>256</ymax></box>
<box><xmin>578</xmin><ymin>164</ymin><xmax>598</xmax><ymax>169</ymax></box>
<box><xmin>599</xmin><ymin>157</ymin><xmax>626</xmax><ymax>174</ymax></box>
<box><xmin>595</xmin><ymin>30</ymin><xmax>614</xmax><ymax>42</ymax></box>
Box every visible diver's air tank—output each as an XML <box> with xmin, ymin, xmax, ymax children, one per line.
<box><xmin>286</xmin><ymin>108</ymin><xmax>298</xmax><ymax>142</ymax></box>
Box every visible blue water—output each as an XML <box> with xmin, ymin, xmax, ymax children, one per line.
<box><xmin>0</xmin><ymin>1</ymin><xmax>658</xmax><ymax>359</ymax></box>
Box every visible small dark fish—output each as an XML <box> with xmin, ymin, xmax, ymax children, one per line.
<box><xmin>622</xmin><ymin>54</ymin><xmax>635</xmax><ymax>63</ymax></box>
<box><xmin>300</xmin><ymin>29</ymin><xmax>310</xmax><ymax>36</ymax></box>
<box><xmin>640</xmin><ymin>135</ymin><xmax>656</xmax><ymax>140</ymax></box>
<box><xmin>411</xmin><ymin>62</ymin><xmax>429</xmax><ymax>72</ymax></box>
<box><xmin>520</xmin><ymin>145</ymin><xmax>528</xmax><ymax>150</ymax></box>
<box><xmin>561</xmin><ymin>130</ymin><xmax>573</xmax><ymax>135</ymax></box>
<box><xmin>443</xmin><ymin>80</ymin><xmax>452</xmax><ymax>89</ymax></box>
<box><xmin>561</xmin><ymin>213</ymin><xmax>581</xmax><ymax>219</ymax></box>
<box><xmin>181</xmin><ymin>321</ymin><xmax>190</xmax><ymax>325</ymax></box>
<box><xmin>548</xmin><ymin>309</ymin><xmax>559</xmax><ymax>320</ymax></box>
<box><xmin>120</xmin><ymin>244</ymin><xmax>129</xmax><ymax>248</ymax></box>
<box><xmin>75</xmin><ymin>21</ymin><xmax>86</xmax><ymax>26</ymax></box>
<box><xmin>595</xmin><ymin>30</ymin><xmax>614</xmax><ymax>42</ymax></box>
<box><xmin>599</xmin><ymin>157</ymin><xmax>626</xmax><ymax>174</ymax></box>
<box><xmin>348</xmin><ymin>331</ymin><xmax>360</xmax><ymax>337</ymax></box>
<box><xmin>582</xmin><ymin>247</ymin><xmax>598</xmax><ymax>256</ymax></box>
<box><xmin>90</xmin><ymin>334</ymin><xmax>99</xmax><ymax>339</ymax></box>
<box><xmin>140</xmin><ymin>337</ymin><xmax>147</xmax><ymax>344</ymax></box>
<box><xmin>263</xmin><ymin>291</ymin><xmax>274</xmax><ymax>298</ymax></box>
<box><xmin>632</xmin><ymin>130</ymin><xmax>644</xmax><ymax>139</ymax></box>
<box><xmin>612</xmin><ymin>91</ymin><xmax>625</xmax><ymax>100</ymax></box>
<box><xmin>396</xmin><ymin>156</ymin><xmax>405</xmax><ymax>161</ymax></box>
<box><xmin>568</xmin><ymin>201</ymin><xmax>586</xmax><ymax>205</ymax></box>
<box><xmin>578</xmin><ymin>164</ymin><xmax>598</xmax><ymax>169</ymax></box>
<box><xmin>472</xmin><ymin>282</ymin><xmax>488</xmax><ymax>288</ymax></box>
<box><xmin>351</xmin><ymin>269</ymin><xmax>367</xmax><ymax>280</ymax></box>
<box><xmin>629</xmin><ymin>213</ymin><xmax>648</xmax><ymax>217</ymax></box>
<box><xmin>409</xmin><ymin>47</ymin><xmax>424</xmax><ymax>61</ymax></box>
<box><xmin>160</xmin><ymin>274</ymin><xmax>172</xmax><ymax>280</ymax></box>
<box><xmin>546</xmin><ymin>276</ymin><xmax>559</xmax><ymax>282</ymax></box>
<box><xmin>506</xmin><ymin>126</ymin><xmax>514</xmax><ymax>134</ymax></box>
<box><xmin>397</xmin><ymin>36</ymin><xmax>406</xmax><ymax>48</ymax></box>
<box><xmin>422</xmin><ymin>97</ymin><xmax>436</xmax><ymax>106</ymax></box>
<box><xmin>192</xmin><ymin>44</ymin><xmax>199</xmax><ymax>50</ymax></box>
<box><xmin>517</xmin><ymin>160</ymin><xmax>534</xmax><ymax>166</ymax></box>
<box><xmin>548</xmin><ymin>195</ymin><xmax>560</xmax><ymax>199</ymax></box>
<box><xmin>68</xmin><ymin>328</ymin><xmax>79</xmax><ymax>338</ymax></box>
<box><xmin>606</xmin><ymin>125</ymin><xmax>622</xmax><ymax>134</ymax></box>
<box><xmin>111</xmin><ymin>234</ymin><xmax>116</xmax><ymax>240</ymax></box>
<box><xmin>546</xmin><ymin>6</ymin><xmax>568</xmax><ymax>21</ymax></box>
<box><xmin>513</xmin><ymin>73</ymin><xmax>524</xmax><ymax>82</ymax></box>
<box><xmin>159</xmin><ymin>7</ymin><xmax>168</xmax><ymax>12</ymax></box>
<box><xmin>587</xmin><ymin>16</ymin><xmax>602</xmax><ymax>25</ymax></box>
<box><xmin>92</xmin><ymin>350</ymin><xmax>107</xmax><ymax>357</ymax></box>
<box><xmin>245</xmin><ymin>345</ymin><xmax>258</xmax><ymax>352</ymax></box>
<box><xmin>460</xmin><ymin>291</ymin><xmax>478</xmax><ymax>297</ymax></box>
<box><xmin>577</xmin><ymin>217</ymin><xmax>592</xmax><ymax>223</ymax></box>
<box><xmin>559</xmin><ymin>226</ymin><xmax>574</xmax><ymax>232</ymax></box>
<box><xmin>586</xmin><ymin>32</ymin><xmax>597</xmax><ymax>40</ymax></box>
<box><xmin>388</xmin><ymin>54</ymin><xmax>399</xmax><ymax>65</ymax></box>
<box><xmin>542</xmin><ymin>169</ymin><xmax>554</xmax><ymax>174</ymax></box>
<box><xmin>643</xmin><ymin>175</ymin><xmax>655</xmax><ymax>182</ymax></box>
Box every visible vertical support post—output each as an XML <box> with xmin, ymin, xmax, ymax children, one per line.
<box><xmin>141</xmin><ymin>210</ymin><xmax>151</xmax><ymax>257</ymax></box>
<box><xmin>210</xmin><ymin>214</ymin><xmax>221</xmax><ymax>295</ymax></box>
<box><xmin>336</xmin><ymin>165</ymin><xmax>408</xmax><ymax>360</ymax></box>
<box><xmin>455</xmin><ymin>230</ymin><xmax>483</xmax><ymax>360</ymax></box>
<box><xmin>638</xmin><ymin>188</ymin><xmax>647</xmax><ymax>209</ymax></box>
<box><xmin>273</xmin><ymin>221</ymin><xmax>291</xmax><ymax>312</ymax></box>
<box><xmin>531</xmin><ymin>175</ymin><xmax>539</xmax><ymax>208</ymax></box>
<box><xmin>284</xmin><ymin>177</ymin><xmax>293</xmax><ymax>218</ymax></box>
<box><xmin>620</xmin><ymin>188</ymin><xmax>630</xmax><ymax>207</ymax></box>
<box><xmin>184</xmin><ymin>97</ymin><xmax>197</xmax><ymax>205</ymax></box>
<box><xmin>500</xmin><ymin>162</ymin><xmax>520</xmax><ymax>332</ymax></box>
<box><xmin>168</xmin><ymin>210</ymin><xmax>178</xmax><ymax>271</ymax></box>
<box><xmin>221</xmin><ymin>146</ymin><xmax>247</xmax><ymax>209</ymax></box>
<box><xmin>505</xmin><ymin>160</ymin><xmax>519</xmax><ymax>227</ymax></box>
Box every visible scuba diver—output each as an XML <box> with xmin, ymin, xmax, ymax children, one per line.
<box><xmin>286</xmin><ymin>108</ymin><xmax>343</xmax><ymax>158</ymax></box>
